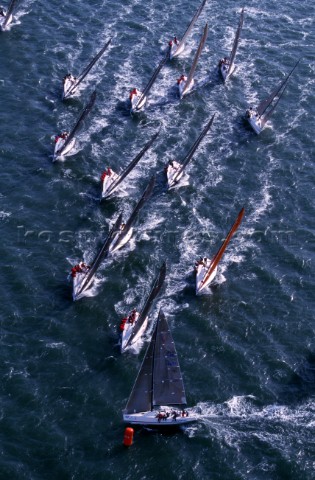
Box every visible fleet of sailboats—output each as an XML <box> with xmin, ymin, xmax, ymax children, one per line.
<box><xmin>37</xmin><ymin>1</ymin><xmax>298</xmax><ymax>433</ymax></box>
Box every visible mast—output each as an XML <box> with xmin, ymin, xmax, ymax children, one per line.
<box><xmin>2</xmin><ymin>0</ymin><xmax>17</xmax><ymax>29</ymax></box>
<box><xmin>111</xmin><ymin>176</ymin><xmax>155</xmax><ymax>248</ymax></box>
<box><xmin>64</xmin><ymin>39</ymin><xmax>111</xmax><ymax>97</ymax></box>
<box><xmin>76</xmin><ymin>214</ymin><xmax>123</xmax><ymax>297</ymax></box>
<box><xmin>257</xmin><ymin>59</ymin><xmax>300</xmax><ymax>124</ymax></box>
<box><xmin>200</xmin><ymin>207</ymin><xmax>245</xmax><ymax>289</ymax></box>
<box><xmin>227</xmin><ymin>7</ymin><xmax>244</xmax><ymax>76</ymax></box>
<box><xmin>56</xmin><ymin>90</ymin><xmax>96</xmax><ymax>156</ymax></box>
<box><xmin>170</xmin><ymin>113</ymin><xmax>215</xmax><ymax>187</ymax></box>
<box><xmin>181</xmin><ymin>23</ymin><xmax>208</xmax><ymax>97</ymax></box>
<box><xmin>103</xmin><ymin>130</ymin><xmax>159</xmax><ymax>198</ymax></box>
<box><xmin>134</xmin><ymin>46</ymin><xmax>171</xmax><ymax>111</ymax></box>
<box><xmin>176</xmin><ymin>0</ymin><xmax>207</xmax><ymax>52</ymax></box>
<box><xmin>124</xmin><ymin>262</ymin><xmax>166</xmax><ymax>349</ymax></box>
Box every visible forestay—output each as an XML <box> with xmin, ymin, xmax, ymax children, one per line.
<box><xmin>65</xmin><ymin>39</ymin><xmax>111</xmax><ymax>97</ymax></box>
<box><xmin>181</xmin><ymin>22</ymin><xmax>208</xmax><ymax>97</ymax></box>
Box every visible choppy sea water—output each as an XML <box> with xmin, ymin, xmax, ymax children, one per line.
<box><xmin>1</xmin><ymin>0</ymin><xmax>314</xmax><ymax>478</ymax></box>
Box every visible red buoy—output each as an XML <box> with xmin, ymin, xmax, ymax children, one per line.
<box><xmin>123</xmin><ymin>427</ymin><xmax>134</xmax><ymax>447</ymax></box>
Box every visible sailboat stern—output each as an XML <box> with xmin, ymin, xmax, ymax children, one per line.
<box><xmin>165</xmin><ymin>161</ymin><xmax>183</xmax><ymax>189</ymax></box>
<box><xmin>195</xmin><ymin>259</ymin><xmax>218</xmax><ymax>295</ymax></box>
<box><xmin>219</xmin><ymin>61</ymin><xmax>235</xmax><ymax>82</ymax></box>
<box><xmin>109</xmin><ymin>227</ymin><xmax>134</xmax><ymax>253</ymax></box>
<box><xmin>53</xmin><ymin>137</ymin><xmax>76</xmax><ymax>162</ymax></box>
<box><xmin>130</xmin><ymin>90</ymin><xmax>147</xmax><ymax>113</ymax></box>
<box><xmin>101</xmin><ymin>169</ymin><xmax>119</xmax><ymax>199</ymax></box>
<box><xmin>62</xmin><ymin>77</ymin><xmax>77</xmax><ymax>100</ymax></box>
<box><xmin>120</xmin><ymin>311</ymin><xmax>144</xmax><ymax>353</ymax></box>
<box><xmin>0</xmin><ymin>14</ymin><xmax>12</xmax><ymax>30</ymax></box>
<box><xmin>247</xmin><ymin>113</ymin><xmax>262</xmax><ymax>134</ymax></box>
<box><xmin>177</xmin><ymin>76</ymin><xmax>194</xmax><ymax>99</ymax></box>
<box><xmin>170</xmin><ymin>41</ymin><xmax>185</xmax><ymax>60</ymax></box>
<box><xmin>72</xmin><ymin>271</ymin><xmax>91</xmax><ymax>301</ymax></box>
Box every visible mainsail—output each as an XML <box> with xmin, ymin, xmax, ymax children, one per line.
<box><xmin>170</xmin><ymin>113</ymin><xmax>215</xmax><ymax>186</ymax></box>
<box><xmin>56</xmin><ymin>90</ymin><xmax>96</xmax><ymax>156</ymax></box>
<box><xmin>134</xmin><ymin>46</ymin><xmax>171</xmax><ymax>111</ymax></box>
<box><xmin>111</xmin><ymin>176</ymin><xmax>155</xmax><ymax>248</ymax></box>
<box><xmin>65</xmin><ymin>39</ymin><xmax>111</xmax><ymax>97</ymax></box>
<box><xmin>124</xmin><ymin>309</ymin><xmax>186</xmax><ymax>414</ymax></box>
<box><xmin>2</xmin><ymin>0</ymin><xmax>17</xmax><ymax>29</ymax></box>
<box><xmin>152</xmin><ymin>310</ymin><xmax>187</xmax><ymax>408</ymax></box>
<box><xmin>124</xmin><ymin>262</ymin><xmax>166</xmax><ymax>349</ymax></box>
<box><xmin>181</xmin><ymin>23</ymin><xmax>208</xmax><ymax>97</ymax></box>
<box><xmin>175</xmin><ymin>0</ymin><xmax>207</xmax><ymax>53</ymax></box>
<box><xmin>200</xmin><ymin>207</ymin><xmax>245</xmax><ymax>289</ymax></box>
<box><xmin>124</xmin><ymin>328</ymin><xmax>155</xmax><ymax>414</ymax></box>
<box><xmin>257</xmin><ymin>59</ymin><xmax>300</xmax><ymax>127</ymax></box>
<box><xmin>76</xmin><ymin>213</ymin><xmax>123</xmax><ymax>297</ymax></box>
<box><xmin>103</xmin><ymin>130</ymin><xmax>159</xmax><ymax>198</ymax></box>
<box><xmin>227</xmin><ymin>7</ymin><xmax>244</xmax><ymax>76</ymax></box>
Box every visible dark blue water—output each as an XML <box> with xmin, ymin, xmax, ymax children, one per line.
<box><xmin>1</xmin><ymin>0</ymin><xmax>314</xmax><ymax>478</ymax></box>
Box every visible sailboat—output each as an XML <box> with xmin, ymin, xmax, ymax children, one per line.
<box><xmin>169</xmin><ymin>0</ymin><xmax>207</xmax><ymax>60</ymax></box>
<box><xmin>177</xmin><ymin>23</ymin><xmax>208</xmax><ymax>99</ymax></box>
<box><xmin>71</xmin><ymin>214</ymin><xmax>123</xmax><ymax>301</ymax></box>
<box><xmin>108</xmin><ymin>176</ymin><xmax>155</xmax><ymax>253</ymax></box>
<box><xmin>246</xmin><ymin>59</ymin><xmax>300</xmax><ymax>134</ymax></box>
<box><xmin>101</xmin><ymin>130</ymin><xmax>159</xmax><ymax>200</ymax></box>
<box><xmin>166</xmin><ymin>113</ymin><xmax>215</xmax><ymax>189</ymax></box>
<box><xmin>123</xmin><ymin>310</ymin><xmax>196</xmax><ymax>426</ymax></box>
<box><xmin>53</xmin><ymin>90</ymin><xmax>96</xmax><ymax>162</ymax></box>
<box><xmin>0</xmin><ymin>0</ymin><xmax>17</xmax><ymax>31</ymax></box>
<box><xmin>62</xmin><ymin>39</ymin><xmax>111</xmax><ymax>100</ymax></box>
<box><xmin>130</xmin><ymin>45</ymin><xmax>171</xmax><ymax>113</ymax></box>
<box><xmin>219</xmin><ymin>7</ymin><xmax>244</xmax><ymax>82</ymax></box>
<box><xmin>195</xmin><ymin>207</ymin><xmax>244</xmax><ymax>295</ymax></box>
<box><xmin>120</xmin><ymin>262</ymin><xmax>166</xmax><ymax>353</ymax></box>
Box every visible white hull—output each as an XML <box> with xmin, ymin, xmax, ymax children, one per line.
<box><xmin>109</xmin><ymin>227</ymin><xmax>133</xmax><ymax>253</ymax></box>
<box><xmin>123</xmin><ymin>408</ymin><xmax>196</xmax><ymax>426</ymax></box>
<box><xmin>120</xmin><ymin>312</ymin><xmax>149</xmax><ymax>353</ymax></box>
<box><xmin>101</xmin><ymin>170</ymin><xmax>119</xmax><ymax>199</ymax></box>
<box><xmin>178</xmin><ymin>78</ymin><xmax>194</xmax><ymax>99</ymax></box>
<box><xmin>247</xmin><ymin>115</ymin><xmax>262</xmax><ymax>134</ymax></box>
<box><xmin>195</xmin><ymin>258</ymin><xmax>218</xmax><ymax>295</ymax></box>
<box><xmin>0</xmin><ymin>13</ymin><xmax>12</xmax><ymax>30</ymax></box>
<box><xmin>220</xmin><ymin>62</ymin><xmax>236</xmax><ymax>82</ymax></box>
<box><xmin>130</xmin><ymin>91</ymin><xmax>147</xmax><ymax>113</ymax></box>
<box><xmin>170</xmin><ymin>42</ymin><xmax>185</xmax><ymax>60</ymax></box>
<box><xmin>53</xmin><ymin>137</ymin><xmax>76</xmax><ymax>162</ymax></box>
<box><xmin>63</xmin><ymin>78</ymin><xmax>77</xmax><ymax>100</ymax></box>
<box><xmin>72</xmin><ymin>271</ymin><xmax>91</xmax><ymax>301</ymax></box>
<box><xmin>166</xmin><ymin>161</ymin><xmax>182</xmax><ymax>189</ymax></box>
